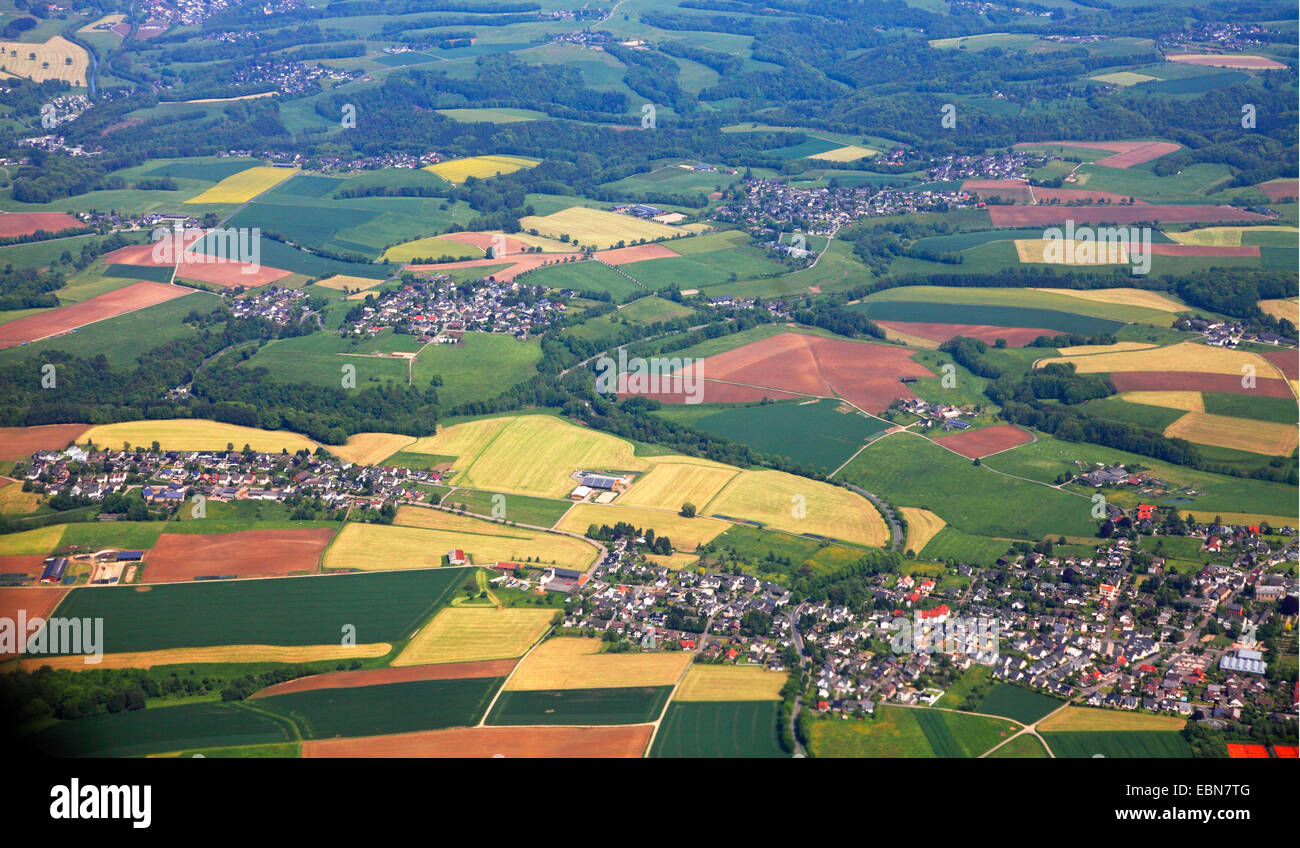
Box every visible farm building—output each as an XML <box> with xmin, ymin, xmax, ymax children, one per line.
<box><xmin>580</xmin><ymin>474</ymin><xmax>625</xmax><ymax>491</ymax></box>
<box><xmin>448</xmin><ymin>549</ymin><xmax>467</xmax><ymax>565</ymax></box>
<box><xmin>39</xmin><ymin>557</ymin><xmax>68</xmax><ymax>584</ymax></box>
<box><xmin>1219</xmin><ymin>649</ymin><xmax>1267</xmax><ymax>675</ymax></box>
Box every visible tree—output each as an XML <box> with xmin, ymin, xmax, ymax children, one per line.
<box><xmin>680</xmin><ymin>502</ymin><xmax>696</xmax><ymax>517</ymax></box>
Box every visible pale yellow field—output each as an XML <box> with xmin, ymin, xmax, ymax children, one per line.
<box><xmin>1121</xmin><ymin>391</ymin><xmax>1204</xmax><ymax>412</ymax></box>
<box><xmin>1057</xmin><ymin>342</ymin><xmax>1288</xmax><ymax>380</ymax></box>
<box><xmin>899</xmin><ymin>507</ymin><xmax>946</xmax><ymax>554</ymax></box>
<box><xmin>1166</xmin><ymin>53</ymin><xmax>1286</xmax><ymax>70</ymax></box>
<box><xmin>0</xmin><ymin>481</ymin><xmax>41</xmax><ymax>515</ymax></box>
<box><xmin>617</xmin><ymin>460</ymin><xmax>738</xmax><ymax>511</ymax></box>
<box><xmin>185</xmin><ymin>166</ymin><xmax>299</xmax><ymax>204</ymax></box>
<box><xmin>1056</xmin><ymin>342</ymin><xmax>1157</xmax><ymax>356</ymax></box>
<box><xmin>182</xmin><ymin>92</ymin><xmax>275</xmax><ymax>104</ymax></box>
<box><xmin>557</xmin><ymin>503</ymin><xmax>729</xmax><ymax>551</ymax></box>
<box><xmin>1035</xmin><ymin>287</ymin><xmax>1184</xmax><ymax>312</ymax></box>
<box><xmin>1164</xmin><ymin>412</ymin><xmax>1298</xmax><ymax>456</ymax></box>
<box><xmin>881</xmin><ymin>324</ymin><xmax>941</xmax><ymax>349</ymax></box>
<box><xmin>505</xmin><ymin>637</ymin><xmax>692</xmax><ymax>690</ymax></box>
<box><xmin>705</xmin><ymin>468</ymin><xmax>888</xmax><ymax>547</ymax></box>
<box><xmin>381</xmin><ymin>237</ymin><xmax>482</xmax><ymax>263</ymax></box>
<box><xmin>1038</xmin><ymin>706</ymin><xmax>1186</xmax><ymax>732</ymax></box>
<box><xmin>674</xmin><ymin>665</ymin><xmax>788</xmax><ymax>701</ymax></box>
<box><xmin>809</xmin><ymin>144</ymin><xmax>878</xmax><ymax>162</ymax></box>
<box><xmin>1015</xmin><ymin>239</ymin><xmax>1128</xmax><ymax>265</ymax></box>
<box><xmin>1258</xmin><ymin>298</ymin><xmax>1299</xmax><ymax>325</ymax></box>
<box><xmin>1168</xmin><ymin>225</ymin><xmax>1298</xmax><ymax>246</ymax></box>
<box><xmin>1089</xmin><ymin>71</ymin><xmax>1158</xmax><ymax>86</ymax></box>
<box><xmin>644</xmin><ymin>552</ymin><xmax>700</xmax><ymax>570</ymax></box>
<box><xmin>1177</xmin><ymin>510</ymin><xmax>1297</xmax><ymax>527</ymax></box>
<box><xmin>392</xmin><ymin>607</ymin><xmax>555</xmax><ymax>666</ymax></box>
<box><xmin>313</xmin><ymin>274</ymin><xmax>383</xmax><ymax>292</ymax></box>
<box><xmin>330</xmin><ymin>510</ymin><xmax>598</xmax><ymax>570</ymax></box>
<box><xmin>412</xmin><ymin>415</ymin><xmax>645</xmax><ymax>497</ymax></box>
<box><xmin>424</xmin><ymin>154</ymin><xmax>539</xmax><ymax>185</ymax></box>
<box><xmin>0</xmin><ymin>37</ymin><xmax>89</xmax><ymax>85</ymax></box>
<box><xmin>13</xmin><ymin>643</ymin><xmax>391</xmax><ymax>672</ymax></box>
<box><xmin>82</xmin><ymin>419</ymin><xmax>317</xmax><ymax>454</ymax></box>
<box><xmin>519</xmin><ymin>206</ymin><xmax>682</xmax><ymax>249</ymax></box>
<box><xmin>0</xmin><ymin>523</ymin><xmax>64</xmax><ymax>556</ymax></box>
<box><xmin>78</xmin><ymin>14</ymin><xmax>125</xmax><ymax>34</ymax></box>
<box><xmin>330</xmin><ymin>432</ymin><xmax>415</xmax><ymax>466</ymax></box>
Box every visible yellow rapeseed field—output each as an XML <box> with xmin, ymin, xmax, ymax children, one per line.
<box><xmin>185</xmin><ymin>166</ymin><xmax>299</xmax><ymax>204</ymax></box>
<box><xmin>519</xmin><ymin>206</ymin><xmax>681</xmax><ymax>249</ymax></box>
<box><xmin>424</xmin><ymin>155</ymin><xmax>539</xmax><ymax>185</ymax></box>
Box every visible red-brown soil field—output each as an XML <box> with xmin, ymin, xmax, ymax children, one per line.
<box><xmin>962</xmin><ymin>179</ymin><xmax>1034</xmax><ymax>204</ymax></box>
<box><xmin>0</xmin><ymin>282</ymin><xmax>193</xmax><ymax>349</ymax></box>
<box><xmin>988</xmin><ymin>204</ymin><xmax>1270</xmax><ymax>227</ymax></box>
<box><xmin>594</xmin><ymin>243</ymin><xmax>681</xmax><ymax>264</ymax></box>
<box><xmin>1166</xmin><ymin>53</ymin><xmax>1285</xmax><ymax>70</ymax></box>
<box><xmin>877</xmin><ymin>321</ymin><xmax>1060</xmax><ymax>347</ymax></box>
<box><xmin>1014</xmin><ymin>140</ymin><xmax>1180</xmax><ymax>169</ymax></box>
<box><xmin>142</xmin><ymin>528</ymin><xmax>334</xmax><ymax>582</ymax></box>
<box><xmin>619</xmin><ymin>332</ymin><xmax>933</xmax><ymax>412</ymax></box>
<box><xmin>101</xmin><ymin>243</ymin><xmax>167</xmax><ymax>266</ymax></box>
<box><xmin>934</xmin><ymin>424</ymin><xmax>1033</xmax><ymax>458</ymax></box>
<box><xmin>252</xmin><ymin>659</ymin><xmax>517</xmax><ymax>698</ymax></box>
<box><xmin>0</xmin><ymin>587</ymin><xmax>69</xmax><ymax>658</ymax></box>
<box><xmin>1258</xmin><ymin>180</ymin><xmax>1298</xmax><ymax>202</ymax></box>
<box><xmin>303</xmin><ymin>725</ymin><xmax>655</xmax><ymax>758</ymax></box>
<box><xmin>174</xmin><ymin>260</ymin><xmax>291</xmax><ymax>288</ymax></box>
<box><xmin>0</xmin><ymin>212</ymin><xmax>83</xmax><ymax>238</ymax></box>
<box><xmin>1031</xmin><ymin>187</ymin><xmax>1149</xmax><ymax>204</ymax></box>
<box><xmin>1260</xmin><ymin>349</ymin><xmax>1299</xmax><ymax>381</ymax></box>
<box><xmin>1109</xmin><ymin>371</ymin><xmax>1294</xmax><ymax>398</ymax></box>
<box><xmin>0</xmin><ymin>424</ymin><xmax>90</xmax><ymax>460</ymax></box>
<box><xmin>0</xmin><ymin>555</ymin><xmax>50</xmax><ymax>578</ymax></box>
<box><xmin>408</xmin><ymin>252</ymin><xmax>581</xmax><ymax>282</ymax></box>
<box><xmin>1145</xmin><ymin>244</ymin><xmax>1260</xmax><ymax>257</ymax></box>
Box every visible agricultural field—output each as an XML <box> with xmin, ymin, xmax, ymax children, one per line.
<box><xmin>441</xmin><ymin>488</ymin><xmax>572</xmax><ymax>528</ymax></box>
<box><xmin>486</xmin><ymin>686</ymin><xmax>674</xmax><ymax>726</ymax></box>
<box><xmin>615</xmin><ymin>460</ymin><xmax>738</xmax><ymax>512</ymax></box>
<box><xmin>673</xmin><ymin>665</ymin><xmax>787</xmax><ymax>702</ymax></box>
<box><xmin>303</xmin><ymin>725</ymin><xmax>653</xmax><ymax>757</ymax></box>
<box><xmin>81</xmin><ymin>419</ymin><xmax>317</xmax><ymax>454</ymax></box>
<box><xmin>899</xmin><ymin>507</ymin><xmax>947</xmax><ymax>554</ymax></box>
<box><xmin>1042</xmin><ymin>731</ymin><xmax>1193</xmax><ymax>758</ymax></box>
<box><xmin>330</xmin><ymin>432</ymin><xmax>416</xmax><ymax>466</ymax></box>
<box><xmin>652</xmin><ymin>701</ymin><xmax>787</xmax><ymax>758</ymax></box>
<box><xmin>425</xmin><ymin>155</ymin><xmax>540</xmax><ymax>185</ymax></box>
<box><xmin>987</xmin><ymin>734</ymin><xmax>1051</xmax><ymax>758</ymax></box>
<box><xmin>0</xmin><ymin>282</ymin><xmax>195</xmax><ymax>350</ymax></box>
<box><xmin>27</xmin><ymin>702</ymin><xmax>292</xmax><ymax>758</ymax></box>
<box><xmin>503</xmin><ymin>637</ymin><xmax>692</xmax><ymax>691</ymax></box>
<box><xmin>142</xmin><ymin>529</ymin><xmax>333</xmax><ymax>583</ymax></box>
<box><xmin>519</xmin><ymin>206</ymin><xmax>683</xmax><ymax>249</ymax></box>
<box><xmin>707</xmin><ymin>468</ymin><xmax>889</xmax><ymax>547</ymax></box>
<box><xmin>255</xmin><ymin>677</ymin><xmax>504</xmax><ymax>739</ymax></box>
<box><xmin>0</xmin><ymin>36</ymin><xmax>89</xmax><ymax>85</ymax></box>
<box><xmin>976</xmin><ymin>684</ymin><xmax>1065</xmax><ymax>724</ymax></box>
<box><xmin>808</xmin><ymin>706</ymin><xmax>1019</xmax><ymax>758</ymax></box>
<box><xmin>412</xmin><ymin>333</ymin><xmax>543</xmax><ymax>408</ymax></box>
<box><xmin>1038</xmin><ymin>707</ymin><xmax>1187</xmax><ymax>733</ymax></box>
<box><xmin>392</xmin><ymin>606</ymin><xmax>556</xmax><ymax>666</ymax></box>
<box><xmin>185</xmin><ymin>166</ymin><xmax>299</xmax><ymax>204</ymax></box>
<box><xmin>557</xmin><ymin>503</ymin><xmax>730</xmax><ymax>551</ymax></box>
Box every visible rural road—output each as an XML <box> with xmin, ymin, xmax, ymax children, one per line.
<box><xmin>788</xmin><ymin>602</ymin><xmax>809</xmax><ymax>757</ymax></box>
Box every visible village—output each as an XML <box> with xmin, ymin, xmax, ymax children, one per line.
<box><xmin>340</xmin><ymin>274</ymin><xmax>565</xmax><ymax>340</ymax></box>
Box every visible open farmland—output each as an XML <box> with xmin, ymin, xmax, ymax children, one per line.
<box><xmin>652</xmin><ymin>701</ymin><xmax>787</xmax><ymax>758</ymax></box>
<box><xmin>0</xmin><ymin>282</ymin><xmax>192</xmax><ymax>349</ymax></box>
<box><xmin>142</xmin><ymin>528</ymin><xmax>334</xmax><ymax>582</ymax></box>
<box><xmin>898</xmin><ymin>508</ymin><xmax>947</xmax><ymax>554</ymax></box>
<box><xmin>519</xmin><ymin>206</ymin><xmax>682</xmax><ymax>249</ymax></box>
<box><xmin>252</xmin><ymin>660</ymin><xmax>516</xmax><ymax>698</ymax></box>
<box><xmin>425</xmin><ymin>155</ymin><xmax>539</xmax><ymax>184</ymax></box>
<box><xmin>0</xmin><ymin>212</ymin><xmax>82</xmax><ymax>237</ymax></box>
<box><xmin>0</xmin><ymin>36</ymin><xmax>89</xmax><ymax>85</ymax></box>
<box><xmin>49</xmin><ymin>568</ymin><xmax>469</xmax><ymax>652</ymax></box>
<box><xmin>977</xmin><ymin>684</ymin><xmax>1064</xmax><ymax>723</ymax></box>
<box><xmin>706</xmin><ymin>468</ymin><xmax>889</xmax><ymax>547</ymax></box>
<box><xmin>0</xmin><ymin>424</ymin><xmax>90</xmax><ymax>460</ymax></box>
<box><xmin>504</xmin><ymin>637</ymin><xmax>692</xmax><ymax>691</ymax></box>
<box><xmin>185</xmin><ymin>166</ymin><xmax>299</xmax><ymax>203</ymax></box>
<box><xmin>989</xmin><ymin>204</ymin><xmax>1270</xmax><ymax>227</ymax></box>
<box><xmin>330</xmin><ymin>432</ymin><xmax>416</xmax><ymax>466</ymax></box>
<box><xmin>487</xmin><ymin>686</ymin><xmax>674</xmax><ymax>726</ymax></box>
<box><xmin>1058</xmin><ymin>342</ymin><xmax>1290</xmax><ymax>380</ymax></box>
<box><xmin>82</xmin><ymin>419</ymin><xmax>317</xmax><ymax>453</ymax></box>
<box><xmin>673</xmin><ymin>665</ymin><xmax>787</xmax><ymax>701</ymax></box>
<box><xmin>0</xmin><ymin>587</ymin><xmax>68</xmax><ymax>657</ymax></box>
<box><xmin>1165</xmin><ymin>53</ymin><xmax>1285</xmax><ymax>70</ymax></box>
<box><xmin>303</xmin><ymin>725</ymin><xmax>653</xmax><ymax>757</ymax></box>
<box><xmin>392</xmin><ymin>607</ymin><xmax>556</xmax><ymax>666</ymax></box>
<box><xmin>255</xmin><ymin>677</ymin><xmax>504</xmax><ymax>739</ymax></box>
<box><xmin>27</xmin><ymin>702</ymin><xmax>292</xmax><ymax>758</ymax></box>
<box><xmin>1038</xmin><ymin>707</ymin><xmax>1186</xmax><ymax>732</ymax></box>
<box><xmin>932</xmin><ymin>424</ymin><xmax>1033</xmax><ymax>459</ymax></box>
<box><xmin>1012</xmin><ymin>140</ymin><xmax>1180</xmax><ymax>169</ymax></box>
<box><xmin>1043</xmin><ymin>731</ymin><xmax>1193</xmax><ymax>758</ymax></box>
<box><xmin>17</xmin><ymin>643</ymin><xmax>392</xmax><ymax>671</ymax></box>
<box><xmin>412</xmin><ymin>333</ymin><xmax>543</xmax><ymax>408</ymax></box>
<box><xmin>616</xmin><ymin>461</ymin><xmax>738</xmax><ymax>511</ymax></box>
<box><xmin>1163</xmin><ymin>412</ymin><xmax>1298</xmax><ymax>456</ymax></box>
<box><xmin>557</xmin><ymin>503</ymin><xmax>730</xmax><ymax>551</ymax></box>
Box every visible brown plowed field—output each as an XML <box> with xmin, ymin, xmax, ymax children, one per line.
<box><xmin>407</xmin><ymin>253</ymin><xmax>582</xmax><ymax>282</ymax></box>
<box><xmin>303</xmin><ymin>725</ymin><xmax>654</xmax><ymax>758</ymax></box>
<box><xmin>174</xmin><ymin>260</ymin><xmax>290</xmax><ymax>288</ymax></box>
<box><xmin>101</xmin><ymin>243</ymin><xmax>167</xmax><ymax>266</ymax></box>
<box><xmin>1031</xmin><ymin>187</ymin><xmax>1149</xmax><ymax>204</ymax></box>
<box><xmin>1258</xmin><ymin>180</ymin><xmax>1298</xmax><ymax>202</ymax></box>
<box><xmin>435</xmin><ymin>231</ymin><xmax>532</xmax><ymax>254</ymax></box>
<box><xmin>933</xmin><ymin>424</ymin><xmax>1034</xmax><ymax>458</ymax></box>
<box><xmin>1145</xmin><ymin>243</ymin><xmax>1260</xmax><ymax>257</ymax></box>
<box><xmin>876</xmin><ymin>321</ymin><xmax>1060</xmax><ymax>346</ymax></box>
<box><xmin>0</xmin><ymin>424</ymin><xmax>90</xmax><ymax>460</ymax></box>
<box><xmin>0</xmin><ymin>587</ymin><xmax>68</xmax><ymax>658</ymax></box>
<box><xmin>619</xmin><ymin>380</ymin><xmax>811</xmax><ymax>405</ymax></box>
<box><xmin>1110</xmin><ymin>371</ymin><xmax>1294</xmax><ymax>398</ymax></box>
<box><xmin>0</xmin><ymin>212</ymin><xmax>83</xmax><ymax>237</ymax></box>
<box><xmin>0</xmin><ymin>555</ymin><xmax>48</xmax><ymax>578</ymax></box>
<box><xmin>594</xmin><ymin>243</ymin><xmax>680</xmax><ymax>264</ymax></box>
<box><xmin>1166</xmin><ymin>53</ymin><xmax>1286</xmax><ymax>70</ymax></box>
<box><xmin>0</xmin><ymin>282</ymin><xmax>192</xmax><ymax>349</ymax></box>
<box><xmin>1014</xmin><ymin>140</ymin><xmax>1180</xmax><ymax>169</ymax></box>
<box><xmin>619</xmin><ymin>332</ymin><xmax>933</xmax><ymax>413</ymax></box>
<box><xmin>252</xmin><ymin>659</ymin><xmax>515</xmax><ymax>698</ymax></box>
<box><xmin>1259</xmin><ymin>349</ymin><xmax>1298</xmax><ymax>381</ymax></box>
<box><xmin>142</xmin><ymin>528</ymin><xmax>334</xmax><ymax>582</ymax></box>
<box><xmin>988</xmin><ymin>205</ymin><xmax>1270</xmax><ymax>227</ymax></box>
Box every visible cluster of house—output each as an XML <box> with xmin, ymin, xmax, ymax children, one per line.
<box><xmin>344</xmin><ymin>276</ymin><xmax>563</xmax><ymax>340</ymax></box>
<box><xmin>16</xmin><ymin>134</ymin><xmax>99</xmax><ymax>157</ymax></box>
<box><xmin>715</xmin><ymin>178</ymin><xmax>977</xmax><ymax>233</ymax></box>
<box><xmin>168</xmin><ymin>59</ymin><xmax>360</xmax><ymax>98</ymax></box>
<box><xmin>611</xmin><ymin>203</ymin><xmax>688</xmax><ymax>225</ymax></box>
<box><xmin>144</xmin><ymin>0</ymin><xmax>233</xmax><ymax>27</ymax></box>
<box><xmin>891</xmin><ymin>397</ymin><xmax>973</xmax><ymax>430</ymax></box>
<box><xmin>1177</xmin><ymin>316</ymin><xmax>1297</xmax><ymax>348</ymax></box>
<box><xmin>925</xmin><ymin>150</ymin><xmax>1039</xmax><ymax>183</ymax></box>
<box><xmin>229</xmin><ymin>286</ymin><xmax>309</xmax><ymax>325</ymax></box>
<box><xmin>1161</xmin><ymin>21</ymin><xmax>1276</xmax><ymax>50</ymax></box>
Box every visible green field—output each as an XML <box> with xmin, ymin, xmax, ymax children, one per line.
<box><xmin>628</xmin><ymin>247</ymin><xmax>788</xmax><ymax>291</ymax></box>
<box><xmin>976</xmin><ymin>684</ymin><xmax>1065</xmax><ymax>724</ymax></box>
<box><xmin>52</xmin><ymin>568</ymin><xmax>470</xmax><ymax>653</ymax></box>
<box><xmin>57</xmin><ymin>521</ymin><xmax>168</xmax><ymax>551</ymax></box>
<box><xmin>807</xmin><ymin>705</ymin><xmax>1012</xmax><ymax>757</ymax></box>
<box><xmin>486</xmin><ymin>686</ymin><xmax>674</xmax><ymax>726</ymax></box>
<box><xmin>527</xmin><ymin>260</ymin><xmax>644</xmax><ymax>299</ymax></box>
<box><xmin>705</xmin><ymin>524</ymin><xmax>869</xmax><ymax>582</ymax></box>
<box><xmin>242</xmin><ymin>331</ymin><xmax>417</xmax><ymax>387</ymax></box>
<box><xmin>412</xmin><ymin>333</ymin><xmax>543</xmax><ymax>408</ymax></box>
<box><xmin>988</xmin><ymin>734</ymin><xmax>1051</xmax><ymax>758</ymax></box>
<box><xmin>851</xmin><ymin>300</ymin><xmax>1126</xmax><ymax>337</ymax></box>
<box><xmin>839</xmin><ymin>434</ymin><xmax>1098</xmax><ymax>540</ymax></box>
<box><xmin>858</xmin><ymin>284</ymin><xmax>1175</xmax><ymax>325</ymax></box>
<box><xmin>917</xmin><ymin>527</ymin><xmax>1015</xmax><ymax>566</ymax></box>
<box><xmin>190</xmin><ymin>233</ymin><xmax>391</xmax><ymax>279</ymax></box>
<box><xmin>1042</xmin><ymin>730</ymin><xmax>1193</xmax><ymax>758</ymax></box>
<box><xmin>658</xmin><ymin>399</ymin><xmax>890</xmax><ymax>472</ymax></box>
<box><xmin>27</xmin><ymin>702</ymin><xmax>291</xmax><ymax>758</ymax></box>
<box><xmin>1202</xmin><ymin>392</ymin><xmax>1298</xmax><ymax>424</ymax></box>
<box><xmin>256</xmin><ymin>677</ymin><xmax>503</xmax><ymax>738</ymax></box>
<box><xmin>1081</xmin><ymin>397</ymin><xmax>1186</xmax><ymax>431</ymax></box>
<box><xmin>912</xmin><ymin>708</ymin><xmax>1021</xmax><ymax>758</ymax></box>
<box><xmin>442</xmin><ymin>488</ymin><xmax>572</xmax><ymax>528</ymax></box>
<box><xmin>651</xmin><ymin>701</ymin><xmax>787</xmax><ymax>758</ymax></box>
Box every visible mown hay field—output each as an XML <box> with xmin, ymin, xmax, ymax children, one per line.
<box><xmin>1054</xmin><ymin>341</ymin><xmax>1289</xmax><ymax>379</ymax></box>
<box><xmin>519</xmin><ymin>206</ymin><xmax>682</xmax><ymax>249</ymax></box>
<box><xmin>1168</xmin><ymin>225</ymin><xmax>1297</xmax><ymax>246</ymax></box>
<box><xmin>313</xmin><ymin>274</ymin><xmax>384</xmax><ymax>292</ymax></box>
<box><xmin>616</xmin><ymin>460</ymin><xmax>738</xmax><ymax>511</ymax></box>
<box><xmin>1121</xmin><ymin>391</ymin><xmax>1204</xmax><ymax>412</ymax></box>
<box><xmin>706</xmin><ymin>468</ymin><xmax>889</xmax><ymax>548</ymax></box>
<box><xmin>327</xmin><ymin>514</ymin><xmax>598</xmax><ymax>570</ymax></box>
<box><xmin>673</xmin><ymin>664</ymin><xmax>787</xmax><ymax>702</ymax></box>
<box><xmin>1015</xmin><ymin>238</ymin><xmax>1129</xmax><ymax>265</ymax></box>
<box><xmin>809</xmin><ymin>144</ymin><xmax>877</xmax><ymax>162</ymax></box>
<box><xmin>557</xmin><ymin>503</ymin><xmax>729</xmax><ymax>551</ymax></box>
<box><xmin>392</xmin><ymin>606</ymin><xmax>556</xmax><ymax>666</ymax></box>
<box><xmin>505</xmin><ymin>637</ymin><xmax>692</xmax><ymax>691</ymax></box>
<box><xmin>330</xmin><ymin>432</ymin><xmax>415</xmax><ymax>465</ymax></box>
<box><xmin>1034</xmin><ymin>287</ymin><xmax>1185</xmax><ymax>312</ymax></box>
<box><xmin>1258</xmin><ymin>297</ymin><xmax>1299</xmax><ymax>325</ymax></box>
<box><xmin>0</xmin><ymin>37</ymin><xmax>89</xmax><ymax>85</ymax></box>
<box><xmin>1164</xmin><ymin>412</ymin><xmax>1298</xmax><ymax>456</ymax></box>
<box><xmin>82</xmin><ymin>419</ymin><xmax>317</xmax><ymax>453</ymax></box>
<box><xmin>424</xmin><ymin>154</ymin><xmax>539</xmax><ymax>185</ymax></box>
<box><xmin>1055</xmin><ymin>342</ymin><xmax>1156</xmax><ymax>356</ymax></box>
<box><xmin>186</xmin><ymin>166</ymin><xmax>299</xmax><ymax>203</ymax></box>
<box><xmin>16</xmin><ymin>642</ymin><xmax>392</xmax><ymax>672</ymax></box>
<box><xmin>1038</xmin><ymin>706</ymin><xmax>1187</xmax><ymax>733</ymax></box>
<box><xmin>899</xmin><ymin>507</ymin><xmax>947</xmax><ymax>553</ymax></box>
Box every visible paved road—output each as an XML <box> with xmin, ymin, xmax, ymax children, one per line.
<box><xmin>788</xmin><ymin>602</ymin><xmax>809</xmax><ymax>757</ymax></box>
